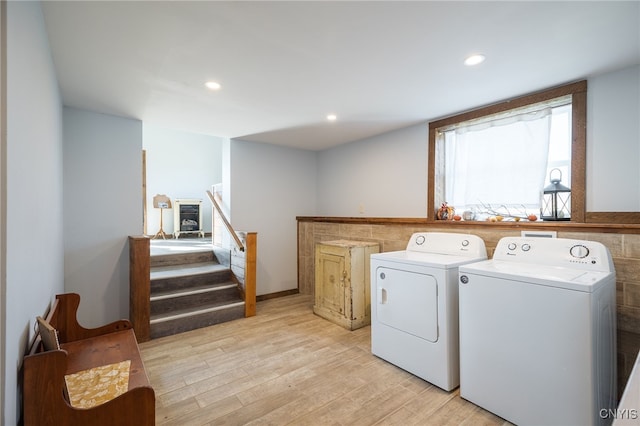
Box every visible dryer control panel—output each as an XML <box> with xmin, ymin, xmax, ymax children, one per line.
<box><xmin>406</xmin><ymin>232</ymin><xmax>487</xmax><ymax>258</ymax></box>
<box><xmin>493</xmin><ymin>236</ymin><xmax>614</xmax><ymax>273</ymax></box>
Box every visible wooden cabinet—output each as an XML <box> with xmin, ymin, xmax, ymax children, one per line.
<box><xmin>314</xmin><ymin>240</ymin><xmax>379</xmax><ymax>330</ymax></box>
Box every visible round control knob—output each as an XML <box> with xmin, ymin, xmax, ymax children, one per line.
<box><xmin>570</xmin><ymin>244</ymin><xmax>590</xmax><ymax>258</ymax></box>
<box><xmin>462</xmin><ymin>239</ymin><xmax>469</xmax><ymax>247</ymax></box>
<box><xmin>416</xmin><ymin>235</ymin><xmax>426</xmax><ymax>245</ymax></box>
<box><xmin>522</xmin><ymin>244</ymin><xmax>531</xmax><ymax>252</ymax></box>
<box><xmin>508</xmin><ymin>243</ymin><xmax>517</xmax><ymax>251</ymax></box>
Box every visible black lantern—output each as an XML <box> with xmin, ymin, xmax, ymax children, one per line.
<box><xmin>541</xmin><ymin>168</ymin><xmax>571</xmax><ymax>221</ymax></box>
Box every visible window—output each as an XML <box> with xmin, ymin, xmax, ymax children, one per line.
<box><xmin>435</xmin><ymin>97</ymin><xmax>572</xmax><ymax>219</ymax></box>
<box><xmin>428</xmin><ymin>81</ymin><xmax>586</xmax><ymax>222</ymax></box>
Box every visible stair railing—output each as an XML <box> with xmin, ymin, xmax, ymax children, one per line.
<box><xmin>206</xmin><ymin>190</ymin><xmax>256</xmax><ymax>317</ymax></box>
<box><xmin>206</xmin><ymin>190</ymin><xmax>244</xmax><ymax>251</ymax></box>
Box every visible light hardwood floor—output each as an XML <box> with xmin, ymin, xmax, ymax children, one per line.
<box><xmin>140</xmin><ymin>294</ymin><xmax>510</xmax><ymax>426</ymax></box>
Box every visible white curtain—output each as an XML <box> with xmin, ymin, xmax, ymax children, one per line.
<box><xmin>443</xmin><ymin>108</ymin><xmax>552</xmax><ymax>209</ymax></box>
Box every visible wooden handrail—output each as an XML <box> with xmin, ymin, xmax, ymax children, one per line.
<box><xmin>207</xmin><ymin>190</ymin><xmax>256</xmax><ymax>318</ymax></box>
<box><xmin>206</xmin><ymin>190</ymin><xmax>244</xmax><ymax>252</ymax></box>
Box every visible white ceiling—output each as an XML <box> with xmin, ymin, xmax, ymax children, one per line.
<box><xmin>41</xmin><ymin>1</ymin><xmax>640</xmax><ymax>151</ymax></box>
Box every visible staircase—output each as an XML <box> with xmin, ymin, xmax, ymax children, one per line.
<box><xmin>149</xmin><ymin>244</ymin><xmax>245</xmax><ymax>339</ymax></box>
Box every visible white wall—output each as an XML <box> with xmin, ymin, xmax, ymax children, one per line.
<box><xmin>5</xmin><ymin>2</ymin><xmax>64</xmax><ymax>424</ymax></box>
<box><xmin>63</xmin><ymin>108</ymin><xmax>142</xmax><ymax>328</ymax></box>
<box><xmin>231</xmin><ymin>65</ymin><xmax>640</xmax><ymax>300</ymax></box>
<box><xmin>316</xmin><ymin>66</ymin><xmax>640</xmax><ymax>217</ymax></box>
<box><xmin>143</xmin><ymin>125</ymin><xmax>224</xmax><ymax>236</ymax></box>
<box><xmin>587</xmin><ymin>65</ymin><xmax>640</xmax><ymax>211</ymax></box>
<box><xmin>317</xmin><ymin>124</ymin><xmax>428</xmax><ymax>217</ymax></box>
<box><xmin>230</xmin><ymin>140</ymin><xmax>316</xmax><ymax>295</ymax></box>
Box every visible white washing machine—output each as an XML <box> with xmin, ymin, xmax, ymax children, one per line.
<box><xmin>370</xmin><ymin>232</ymin><xmax>487</xmax><ymax>391</ymax></box>
<box><xmin>459</xmin><ymin>236</ymin><xmax>617</xmax><ymax>426</ymax></box>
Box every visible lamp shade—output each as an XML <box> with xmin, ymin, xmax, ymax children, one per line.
<box><xmin>153</xmin><ymin>194</ymin><xmax>172</xmax><ymax>209</ymax></box>
<box><xmin>540</xmin><ymin>169</ymin><xmax>570</xmax><ymax>221</ymax></box>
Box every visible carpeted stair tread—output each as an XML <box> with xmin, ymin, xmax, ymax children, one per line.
<box><xmin>150</xmin><ymin>262</ymin><xmax>228</xmax><ymax>280</ymax></box>
<box><xmin>150</xmin><ymin>299</ymin><xmax>245</xmax><ymax>324</ymax></box>
<box><xmin>150</xmin><ymin>282</ymin><xmax>238</xmax><ymax>301</ymax></box>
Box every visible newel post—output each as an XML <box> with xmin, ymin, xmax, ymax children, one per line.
<box><xmin>129</xmin><ymin>236</ymin><xmax>151</xmax><ymax>342</ymax></box>
<box><xmin>245</xmin><ymin>232</ymin><xmax>257</xmax><ymax>317</ymax></box>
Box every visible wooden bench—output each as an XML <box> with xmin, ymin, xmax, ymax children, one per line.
<box><xmin>23</xmin><ymin>293</ymin><xmax>155</xmax><ymax>426</ymax></box>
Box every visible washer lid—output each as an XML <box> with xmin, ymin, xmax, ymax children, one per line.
<box><xmin>371</xmin><ymin>250</ymin><xmax>487</xmax><ymax>269</ymax></box>
<box><xmin>460</xmin><ymin>259</ymin><xmax>614</xmax><ymax>292</ymax></box>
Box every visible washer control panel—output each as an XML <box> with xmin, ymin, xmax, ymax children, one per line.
<box><xmin>406</xmin><ymin>232</ymin><xmax>487</xmax><ymax>258</ymax></box>
<box><xmin>494</xmin><ymin>236</ymin><xmax>613</xmax><ymax>272</ymax></box>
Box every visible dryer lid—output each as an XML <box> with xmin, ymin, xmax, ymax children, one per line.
<box><xmin>405</xmin><ymin>232</ymin><xmax>487</xmax><ymax>258</ymax></box>
<box><xmin>371</xmin><ymin>250</ymin><xmax>487</xmax><ymax>269</ymax></box>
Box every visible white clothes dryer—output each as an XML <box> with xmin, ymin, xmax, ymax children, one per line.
<box><xmin>370</xmin><ymin>232</ymin><xmax>487</xmax><ymax>391</ymax></box>
<box><xmin>458</xmin><ymin>236</ymin><xmax>617</xmax><ymax>426</ymax></box>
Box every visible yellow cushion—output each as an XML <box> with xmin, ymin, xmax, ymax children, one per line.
<box><xmin>64</xmin><ymin>360</ymin><xmax>131</xmax><ymax>409</ymax></box>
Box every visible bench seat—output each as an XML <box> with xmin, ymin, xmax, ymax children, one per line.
<box><xmin>23</xmin><ymin>293</ymin><xmax>155</xmax><ymax>426</ymax></box>
<box><xmin>62</xmin><ymin>328</ymin><xmax>149</xmax><ymax>389</ymax></box>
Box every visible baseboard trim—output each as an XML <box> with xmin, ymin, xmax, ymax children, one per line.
<box><xmin>257</xmin><ymin>289</ymin><xmax>299</xmax><ymax>302</ymax></box>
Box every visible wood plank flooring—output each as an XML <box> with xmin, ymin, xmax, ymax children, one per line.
<box><xmin>140</xmin><ymin>294</ymin><xmax>511</xmax><ymax>426</ymax></box>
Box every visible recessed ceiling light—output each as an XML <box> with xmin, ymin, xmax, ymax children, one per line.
<box><xmin>464</xmin><ymin>54</ymin><xmax>486</xmax><ymax>66</ymax></box>
<box><xmin>205</xmin><ymin>81</ymin><xmax>221</xmax><ymax>90</ymax></box>
<box><xmin>327</xmin><ymin>114</ymin><xmax>337</xmax><ymax>121</ymax></box>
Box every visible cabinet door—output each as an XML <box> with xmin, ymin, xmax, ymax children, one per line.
<box><xmin>316</xmin><ymin>250</ymin><xmax>347</xmax><ymax>316</ymax></box>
